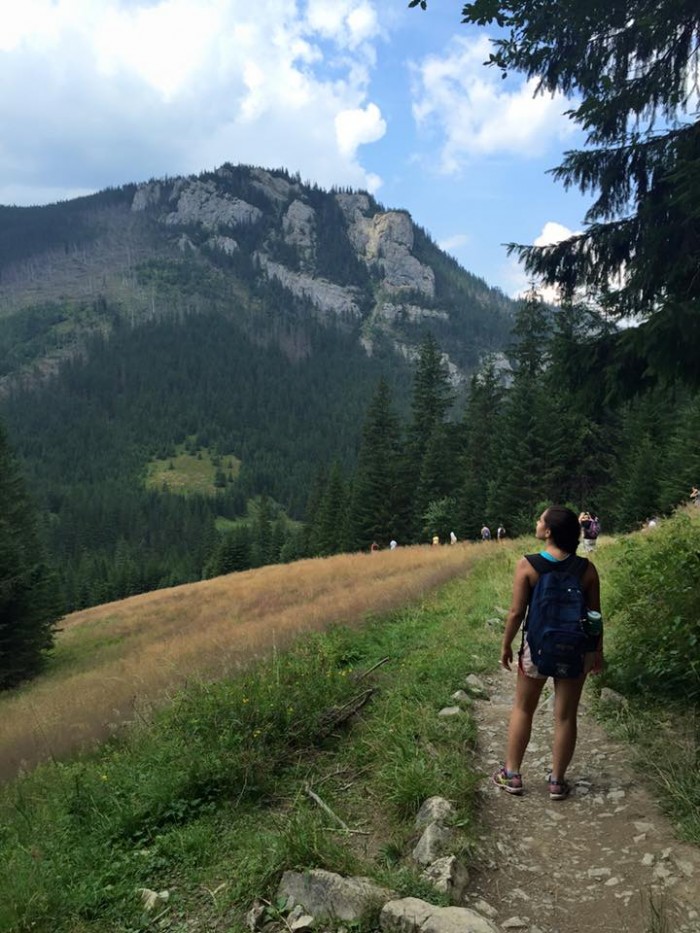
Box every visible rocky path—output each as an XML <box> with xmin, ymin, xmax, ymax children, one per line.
<box><xmin>467</xmin><ymin>667</ymin><xmax>700</xmax><ymax>933</ymax></box>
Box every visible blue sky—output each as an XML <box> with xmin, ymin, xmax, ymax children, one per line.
<box><xmin>1</xmin><ymin>0</ymin><xmax>593</xmax><ymax>295</ymax></box>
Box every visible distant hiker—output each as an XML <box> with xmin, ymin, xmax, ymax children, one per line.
<box><xmin>497</xmin><ymin>525</ymin><xmax>506</xmax><ymax>541</ymax></box>
<box><xmin>579</xmin><ymin>511</ymin><xmax>598</xmax><ymax>553</ymax></box>
<box><xmin>449</xmin><ymin>531</ymin><xmax>457</xmax><ymax>545</ymax></box>
<box><xmin>389</xmin><ymin>538</ymin><xmax>398</xmax><ymax>550</ymax></box>
<box><xmin>493</xmin><ymin>505</ymin><xmax>602</xmax><ymax>800</ymax></box>
<box><xmin>432</xmin><ymin>535</ymin><xmax>440</xmax><ymax>546</ymax></box>
<box><xmin>480</xmin><ymin>525</ymin><xmax>491</xmax><ymax>541</ymax></box>
<box><xmin>370</xmin><ymin>541</ymin><xmax>379</xmax><ymax>553</ymax></box>
<box><xmin>691</xmin><ymin>486</ymin><xmax>700</xmax><ymax>507</ymax></box>
<box><xmin>586</xmin><ymin>513</ymin><xmax>600</xmax><ymax>552</ymax></box>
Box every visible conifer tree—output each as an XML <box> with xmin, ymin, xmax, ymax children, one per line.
<box><xmin>615</xmin><ymin>436</ymin><xmax>661</xmax><ymax>529</ymax></box>
<box><xmin>204</xmin><ymin>525</ymin><xmax>252</xmax><ymax>577</ymax></box>
<box><xmin>406</xmin><ymin>335</ymin><xmax>455</xmax><ymax>534</ymax></box>
<box><xmin>314</xmin><ymin>461</ymin><xmax>347</xmax><ymax>556</ymax></box>
<box><xmin>414</xmin><ymin>423</ymin><xmax>456</xmax><ymax>535</ymax></box>
<box><xmin>656</xmin><ymin>392</ymin><xmax>700</xmax><ymax>513</ymax></box>
<box><xmin>0</xmin><ymin>422</ymin><xmax>60</xmax><ymax>689</ymax></box>
<box><xmin>538</xmin><ymin>302</ymin><xmax>613</xmax><ymax>507</ymax></box>
<box><xmin>458</xmin><ymin>358</ymin><xmax>505</xmax><ymax>538</ymax></box>
<box><xmin>487</xmin><ymin>291</ymin><xmax>551</xmax><ymax>532</ymax></box>
<box><xmin>251</xmin><ymin>495</ymin><xmax>273</xmax><ymax>567</ymax></box>
<box><xmin>345</xmin><ymin>379</ymin><xmax>403</xmax><ymax>550</ymax></box>
<box><xmin>452</xmin><ymin>0</ymin><xmax>700</xmax><ymax>382</ymax></box>
<box><xmin>269</xmin><ymin>517</ymin><xmax>286</xmax><ymax>565</ymax></box>
<box><xmin>610</xmin><ymin>394</ymin><xmax>668</xmax><ymax>528</ymax></box>
<box><xmin>302</xmin><ymin>466</ymin><xmax>328</xmax><ymax>557</ymax></box>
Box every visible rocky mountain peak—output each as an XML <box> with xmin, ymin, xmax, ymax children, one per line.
<box><xmin>0</xmin><ymin>163</ymin><xmax>513</xmax><ymax>394</ymax></box>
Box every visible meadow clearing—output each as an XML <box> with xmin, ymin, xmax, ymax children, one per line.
<box><xmin>0</xmin><ymin>540</ymin><xmax>481</xmax><ymax>781</ymax></box>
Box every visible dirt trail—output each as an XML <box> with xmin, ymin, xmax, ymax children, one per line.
<box><xmin>467</xmin><ymin>667</ymin><xmax>700</xmax><ymax>933</ymax></box>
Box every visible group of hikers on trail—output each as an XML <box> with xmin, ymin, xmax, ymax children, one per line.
<box><xmin>493</xmin><ymin>505</ymin><xmax>603</xmax><ymax>801</ymax></box>
<box><xmin>480</xmin><ymin>524</ymin><xmax>507</xmax><ymax>541</ymax></box>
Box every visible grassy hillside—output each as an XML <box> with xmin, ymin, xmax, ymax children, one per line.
<box><xmin>0</xmin><ymin>542</ymin><xmax>478</xmax><ymax>782</ymax></box>
<box><xmin>0</xmin><ymin>515</ymin><xmax>698</xmax><ymax>932</ymax></box>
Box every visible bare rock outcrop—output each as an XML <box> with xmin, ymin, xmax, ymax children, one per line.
<box><xmin>336</xmin><ymin>194</ymin><xmax>435</xmax><ymax>298</ymax></box>
<box><xmin>380</xmin><ymin>897</ymin><xmax>499</xmax><ymax>933</ymax></box>
<box><xmin>421</xmin><ymin>855</ymin><xmax>470</xmax><ymax>902</ymax></box>
<box><xmin>258</xmin><ymin>256</ymin><xmax>361</xmax><ymax>319</ymax></box>
<box><xmin>283</xmin><ymin>200</ymin><xmax>316</xmax><ymax>258</ymax></box>
<box><xmin>277</xmin><ymin>869</ymin><xmax>392</xmax><ymax>922</ymax></box>
<box><xmin>132</xmin><ymin>179</ymin><xmax>262</xmax><ymax>230</ymax></box>
<box><xmin>206</xmin><ymin>235</ymin><xmax>239</xmax><ymax>256</ymax></box>
<box><xmin>249</xmin><ymin>166</ymin><xmax>298</xmax><ymax>203</ymax></box>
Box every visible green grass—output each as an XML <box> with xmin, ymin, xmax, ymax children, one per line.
<box><xmin>144</xmin><ymin>447</ymin><xmax>241</xmax><ymax>496</ymax></box>
<box><xmin>0</xmin><ymin>550</ymin><xmax>509</xmax><ymax>933</ymax></box>
<box><xmin>2</xmin><ymin>526</ymin><xmax>698</xmax><ymax>932</ymax></box>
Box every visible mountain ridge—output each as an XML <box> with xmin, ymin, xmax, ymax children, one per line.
<box><xmin>0</xmin><ymin>162</ymin><xmax>516</xmax><ymax>608</ymax></box>
<box><xmin>0</xmin><ymin>162</ymin><xmax>513</xmax><ymax>393</ymax></box>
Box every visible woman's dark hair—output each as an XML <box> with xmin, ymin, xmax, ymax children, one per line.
<box><xmin>543</xmin><ymin>505</ymin><xmax>580</xmax><ymax>553</ymax></box>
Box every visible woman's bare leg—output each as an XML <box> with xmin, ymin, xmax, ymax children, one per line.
<box><xmin>551</xmin><ymin>675</ymin><xmax>586</xmax><ymax>779</ymax></box>
<box><xmin>505</xmin><ymin>671</ymin><xmax>546</xmax><ymax>773</ymax></box>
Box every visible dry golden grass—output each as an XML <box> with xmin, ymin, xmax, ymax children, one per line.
<box><xmin>0</xmin><ymin>542</ymin><xmax>481</xmax><ymax>782</ymax></box>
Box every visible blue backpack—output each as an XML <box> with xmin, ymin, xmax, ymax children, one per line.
<box><xmin>524</xmin><ymin>554</ymin><xmax>589</xmax><ymax>678</ymax></box>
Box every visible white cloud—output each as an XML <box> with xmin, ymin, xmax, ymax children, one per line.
<box><xmin>306</xmin><ymin>0</ymin><xmax>379</xmax><ymax>48</ymax></box>
<box><xmin>411</xmin><ymin>35</ymin><xmax>576</xmax><ymax>173</ymax></box>
<box><xmin>335</xmin><ymin>103</ymin><xmax>386</xmax><ymax>157</ymax></box>
<box><xmin>534</xmin><ymin>221</ymin><xmax>577</xmax><ymax>247</ymax></box>
<box><xmin>0</xmin><ymin>0</ymin><xmax>387</xmax><ymax>205</ymax></box>
<box><xmin>505</xmin><ymin>220</ymin><xmax>579</xmax><ymax>301</ymax></box>
<box><xmin>92</xmin><ymin>1</ymin><xmax>221</xmax><ymax>100</ymax></box>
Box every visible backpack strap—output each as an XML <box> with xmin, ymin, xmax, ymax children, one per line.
<box><xmin>525</xmin><ymin>553</ymin><xmax>589</xmax><ymax>578</ymax></box>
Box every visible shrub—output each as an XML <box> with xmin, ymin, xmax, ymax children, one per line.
<box><xmin>604</xmin><ymin>511</ymin><xmax>700</xmax><ymax>703</ymax></box>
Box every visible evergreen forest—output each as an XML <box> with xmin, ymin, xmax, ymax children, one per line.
<box><xmin>306</xmin><ymin>297</ymin><xmax>700</xmax><ymax>557</ymax></box>
<box><xmin>0</xmin><ymin>163</ymin><xmax>517</xmax><ymax>616</ymax></box>
<box><xmin>2</xmin><ymin>289</ymin><xmax>698</xmax><ymax>621</ymax></box>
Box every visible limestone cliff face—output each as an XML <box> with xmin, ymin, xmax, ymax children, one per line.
<box><xmin>0</xmin><ymin>163</ymin><xmax>512</xmax><ymax>400</ymax></box>
<box><xmin>129</xmin><ymin>174</ymin><xmax>450</xmax><ymax>350</ymax></box>
<box><xmin>337</xmin><ymin>194</ymin><xmax>435</xmax><ymax>298</ymax></box>
<box><xmin>105</xmin><ymin>164</ymin><xmax>508</xmax><ymax>385</ymax></box>
<box><xmin>133</xmin><ymin>178</ymin><xmax>263</xmax><ymax>229</ymax></box>
<box><xmin>282</xmin><ymin>200</ymin><xmax>316</xmax><ymax>265</ymax></box>
<box><xmin>257</xmin><ymin>256</ymin><xmax>362</xmax><ymax>321</ymax></box>
<box><xmin>336</xmin><ymin>194</ymin><xmax>435</xmax><ymax>297</ymax></box>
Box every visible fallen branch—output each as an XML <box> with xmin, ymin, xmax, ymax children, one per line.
<box><xmin>318</xmin><ymin>688</ymin><xmax>375</xmax><ymax>734</ymax></box>
<box><xmin>353</xmin><ymin>656</ymin><xmax>391</xmax><ymax>682</ymax></box>
<box><xmin>304</xmin><ymin>783</ymin><xmax>351</xmax><ymax>832</ymax></box>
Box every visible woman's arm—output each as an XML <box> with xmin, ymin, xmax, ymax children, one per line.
<box><xmin>583</xmin><ymin>562</ymin><xmax>603</xmax><ymax>673</ymax></box>
<box><xmin>501</xmin><ymin>558</ymin><xmax>533</xmax><ymax>671</ymax></box>
<box><xmin>583</xmin><ymin>561</ymin><xmax>601</xmax><ymax>612</ymax></box>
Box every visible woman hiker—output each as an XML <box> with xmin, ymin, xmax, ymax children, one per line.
<box><xmin>493</xmin><ymin>506</ymin><xmax>602</xmax><ymax>800</ymax></box>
